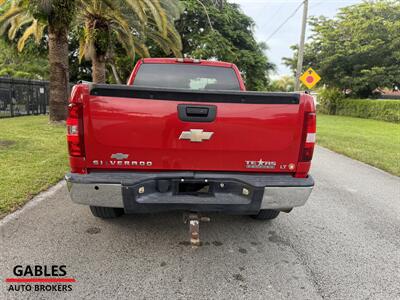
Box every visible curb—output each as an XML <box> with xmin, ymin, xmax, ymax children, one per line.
<box><xmin>0</xmin><ymin>181</ymin><xmax>65</xmax><ymax>227</ymax></box>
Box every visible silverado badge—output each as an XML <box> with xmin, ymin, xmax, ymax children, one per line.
<box><xmin>93</xmin><ymin>153</ymin><xmax>152</xmax><ymax>167</ymax></box>
<box><xmin>179</xmin><ymin>129</ymin><xmax>214</xmax><ymax>142</ymax></box>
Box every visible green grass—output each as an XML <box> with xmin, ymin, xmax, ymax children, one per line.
<box><xmin>0</xmin><ymin>116</ymin><xmax>68</xmax><ymax>216</ymax></box>
<box><xmin>317</xmin><ymin>114</ymin><xmax>400</xmax><ymax>176</ymax></box>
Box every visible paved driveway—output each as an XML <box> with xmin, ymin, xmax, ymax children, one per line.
<box><xmin>1</xmin><ymin>147</ymin><xmax>399</xmax><ymax>299</ymax></box>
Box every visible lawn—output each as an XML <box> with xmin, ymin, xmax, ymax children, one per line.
<box><xmin>317</xmin><ymin>114</ymin><xmax>400</xmax><ymax>176</ymax></box>
<box><xmin>0</xmin><ymin>115</ymin><xmax>68</xmax><ymax>216</ymax></box>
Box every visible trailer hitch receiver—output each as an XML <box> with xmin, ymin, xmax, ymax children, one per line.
<box><xmin>184</xmin><ymin>213</ymin><xmax>210</xmax><ymax>247</ymax></box>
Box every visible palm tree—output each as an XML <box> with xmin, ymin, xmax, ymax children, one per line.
<box><xmin>0</xmin><ymin>0</ymin><xmax>182</xmax><ymax>119</ymax></box>
<box><xmin>269</xmin><ymin>76</ymin><xmax>295</xmax><ymax>92</ymax></box>
<box><xmin>0</xmin><ymin>0</ymin><xmax>77</xmax><ymax>121</ymax></box>
<box><xmin>77</xmin><ymin>0</ymin><xmax>182</xmax><ymax>83</ymax></box>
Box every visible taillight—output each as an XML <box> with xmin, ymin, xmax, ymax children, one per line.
<box><xmin>300</xmin><ymin>112</ymin><xmax>316</xmax><ymax>162</ymax></box>
<box><xmin>67</xmin><ymin>103</ymin><xmax>85</xmax><ymax>157</ymax></box>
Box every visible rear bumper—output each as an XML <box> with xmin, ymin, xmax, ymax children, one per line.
<box><xmin>65</xmin><ymin>172</ymin><xmax>314</xmax><ymax>214</ymax></box>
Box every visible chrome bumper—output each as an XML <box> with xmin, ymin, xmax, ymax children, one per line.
<box><xmin>65</xmin><ymin>172</ymin><xmax>313</xmax><ymax>211</ymax></box>
<box><xmin>260</xmin><ymin>186</ymin><xmax>313</xmax><ymax>210</ymax></box>
<box><xmin>66</xmin><ymin>181</ymin><xmax>124</xmax><ymax>208</ymax></box>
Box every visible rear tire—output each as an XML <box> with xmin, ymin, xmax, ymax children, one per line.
<box><xmin>251</xmin><ymin>209</ymin><xmax>280</xmax><ymax>220</ymax></box>
<box><xmin>89</xmin><ymin>206</ymin><xmax>124</xmax><ymax>218</ymax></box>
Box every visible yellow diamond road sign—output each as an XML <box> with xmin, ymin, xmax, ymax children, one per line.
<box><xmin>300</xmin><ymin>67</ymin><xmax>321</xmax><ymax>89</ymax></box>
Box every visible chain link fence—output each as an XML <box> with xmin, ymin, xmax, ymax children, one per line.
<box><xmin>0</xmin><ymin>77</ymin><xmax>50</xmax><ymax>118</ymax></box>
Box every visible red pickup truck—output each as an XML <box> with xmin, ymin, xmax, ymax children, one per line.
<box><xmin>65</xmin><ymin>58</ymin><xmax>315</xmax><ymax>233</ymax></box>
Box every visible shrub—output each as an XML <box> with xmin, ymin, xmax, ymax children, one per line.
<box><xmin>317</xmin><ymin>87</ymin><xmax>344</xmax><ymax>114</ymax></box>
<box><xmin>317</xmin><ymin>87</ymin><xmax>400</xmax><ymax>123</ymax></box>
<box><xmin>335</xmin><ymin>99</ymin><xmax>400</xmax><ymax>123</ymax></box>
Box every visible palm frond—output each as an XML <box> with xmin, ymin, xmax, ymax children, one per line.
<box><xmin>17</xmin><ymin>19</ymin><xmax>45</xmax><ymax>51</ymax></box>
<box><xmin>145</xmin><ymin>0</ymin><xmax>167</xmax><ymax>36</ymax></box>
<box><xmin>0</xmin><ymin>4</ymin><xmax>23</xmax><ymax>23</ymax></box>
<box><xmin>76</xmin><ymin>0</ymin><xmax>182</xmax><ymax>67</ymax></box>
<box><xmin>123</xmin><ymin>0</ymin><xmax>147</xmax><ymax>23</ymax></box>
<box><xmin>0</xmin><ymin>1</ymin><xmax>48</xmax><ymax>51</ymax></box>
<box><xmin>159</xmin><ymin>0</ymin><xmax>182</xmax><ymax>20</ymax></box>
<box><xmin>8</xmin><ymin>14</ymin><xmax>33</xmax><ymax>39</ymax></box>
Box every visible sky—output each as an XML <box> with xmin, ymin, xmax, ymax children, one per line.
<box><xmin>228</xmin><ymin>0</ymin><xmax>364</xmax><ymax>77</ymax></box>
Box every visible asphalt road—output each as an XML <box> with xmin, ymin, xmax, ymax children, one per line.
<box><xmin>1</xmin><ymin>146</ymin><xmax>399</xmax><ymax>300</ymax></box>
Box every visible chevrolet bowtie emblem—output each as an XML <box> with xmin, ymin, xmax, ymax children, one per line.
<box><xmin>111</xmin><ymin>153</ymin><xmax>129</xmax><ymax>160</ymax></box>
<box><xmin>179</xmin><ymin>129</ymin><xmax>214</xmax><ymax>142</ymax></box>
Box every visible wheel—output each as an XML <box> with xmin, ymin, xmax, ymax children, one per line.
<box><xmin>89</xmin><ymin>206</ymin><xmax>124</xmax><ymax>218</ymax></box>
<box><xmin>251</xmin><ymin>209</ymin><xmax>280</xmax><ymax>220</ymax></box>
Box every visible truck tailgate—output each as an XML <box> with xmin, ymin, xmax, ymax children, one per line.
<box><xmin>83</xmin><ymin>85</ymin><xmax>305</xmax><ymax>173</ymax></box>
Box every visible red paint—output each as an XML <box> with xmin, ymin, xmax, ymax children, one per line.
<box><xmin>5</xmin><ymin>278</ymin><xmax>76</xmax><ymax>283</ymax></box>
<box><xmin>67</xmin><ymin>59</ymin><xmax>315</xmax><ymax>176</ymax></box>
<box><xmin>306</xmin><ymin>76</ymin><xmax>314</xmax><ymax>83</ymax></box>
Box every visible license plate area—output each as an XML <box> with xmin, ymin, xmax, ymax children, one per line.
<box><xmin>174</xmin><ymin>180</ymin><xmax>214</xmax><ymax>196</ymax></box>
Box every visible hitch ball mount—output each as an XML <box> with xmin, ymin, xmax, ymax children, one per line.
<box><xmin>183</xmin><ymin>213</ymin><xmax>210</xmax><ymax>247</ymax></box>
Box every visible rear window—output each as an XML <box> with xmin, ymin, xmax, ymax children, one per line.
<box><xmin>133</xmin><ymin>63</ymin><xmax>241</xmax><ymax>90</ymax></box>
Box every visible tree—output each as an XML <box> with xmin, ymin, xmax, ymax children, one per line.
<box><xmin>0</xmin><ymin>0</ymin><xmax>182</xmax><ymax>119</ymax></box>
<box><xmin>268</xmin><ymin>75</ymin><xmax>295</xmax><ymax>92</ymax></box>
<box><xmin>0</xmin><ymin>39</ymin><xmax>49</xmax><ymax>79</ymax></box>
<box><xmin>0</xmin><ymin>0</ymin><xmax>77</xmax><ymax>121</ymax></box>
<box><xmin>76</xmin><ymin>0</ymin><xmax>182</xmax><ymax>83</ymax></box>
<box><xmin>67</xmin><ymin>0</ymin><xmax>274</xmax><ymax>89</ymax></box>
<box><xmin>174</xmin><ymin>0</ymin><xmax>274</xmax><ymax>91</ymax></box>
<box><xmin>283</xmin><ymin>0</ymin><xmax>400</xmax><ymax>97</ymax></box>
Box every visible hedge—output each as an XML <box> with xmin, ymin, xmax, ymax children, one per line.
<box><xmin>334</xmin><ymin>99</ymin><xmax>400</xmax><ymax>123</ymax></box>
<box><xmin>316</xmin><ymin>87</ymin><xmax>400</xmax><ymax>123</ymax></box>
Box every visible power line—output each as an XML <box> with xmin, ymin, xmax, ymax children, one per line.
<box><xmin>310</xmin><ymin>0</ymin><xmax>363</xmax><ymax>10</ymax></box>
<box><xmin>263</xmin><ymin>2</ymin><xmax>286</xmax><ymax>30</ymax></box>
<box><xmin>310</xmin><ymin>0</ymin><xmax>327</xmax><ymax>9</ymax></box>
<box><xmin>311</xmin><ymin>1</ymin><xmax>324</xmax><ymax>8</ymax></box>
<box><xmin>265</xmin><ymin>1</ymin><xmax>304</xmax><ymax>42</ymax></box>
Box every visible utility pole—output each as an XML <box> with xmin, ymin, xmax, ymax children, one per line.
<box><xmin>294</xmin><ymin>0</ymin><xmax>309</xmax><ymax>91</ymax></box>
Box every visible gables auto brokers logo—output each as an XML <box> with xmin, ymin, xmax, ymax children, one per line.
<box><xmin>5</xmin><ymin>265</ymin><xmax>76</xmax><ymax>293</ymax></box>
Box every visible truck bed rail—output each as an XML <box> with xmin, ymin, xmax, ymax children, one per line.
<box><xmin>89</xmin><ymin>84</ymin><xmax>300</xmax><ymax>105</ymax></box>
